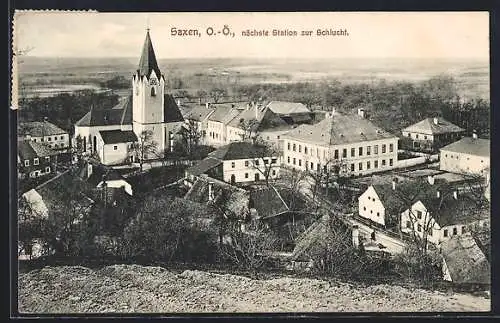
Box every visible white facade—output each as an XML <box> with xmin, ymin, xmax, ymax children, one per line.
<box><xmin>283</xmin><ymin>137</ymin><xmax>398</xmax><ymax>176</ymax></box>
<box><xmin>96</xmin><ymin>179</ymin><xmax>133</xmax><ymax>196</ymax></box>
<box><xmin>74</xmin><ymin>124</ymin><xmax>133</xmax><ymax>154</ymax></box>
<box><xmin>97</xmin><ymin>140</ymin><xmax>134</xmax><ymax>166</ymax></box>
<box><xmin>440</xmin><ymin>150</ymin><xmax>490</xmax><ymax>176</ymax></box>
<box><xmin>358</xmin><ymin>186</ymin><xmax>387</xmax><ymax>226</ymax></box>
<box><xmin>28</xmin><ymin>133</ymin><xmax>70</xmax><ymax>151</ymax></box>
<box><xmin>221</xmin><ymin>157</ymin><xmax>280</xmax><ymax>184</ymax></box>
<box><xmin>206</xmin><ymin>120</ymin><xmax>227</xmax><ymax>147</ymax></box>
<box><xmin>400</xmin><ymin>200</ymin><xmax>489</xmax><ymax>245</ymax></box>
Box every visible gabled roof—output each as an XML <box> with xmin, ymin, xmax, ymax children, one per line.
<box><xmin>163</xmin><ymin>94</ymin><xmax>185</xmax><ymax>123</ymax></box>
<box><xmin>18</xmin><ymin>140</ymin><xmax>57</xmax><ymax>160</ymax></box>
<box><xmin>249</xmin><ymin>187</ymin><xmax>289</xmax><ymax>219</ymax></box>
<box><xmin>185</xmin><ymin>157</ymin><xmax>222</xmax><ymax>177</ymax></box>
<box><xmin>75</xmin><ymin>105</ymin><xmax>126</xmax><ymax>127</ymax></box>
<box><xmin>184</xmin><ymin>176</ymin><xmax>249</xmax><ymax>219</ymax></box>
<box><xmin>137</xmin><ymin>30</ymin><xmax>162</xmax><ymax>78</ymax></box>
<box><xmin>98</xmin><ymin>130</ymin><xmax>138</xmax><ymax>144</ymax></box>
<box><xmin>18</xmin><ymin>121</ymin><xmax>67</xmax><ymax>137</ymax></box>
<box><xmin>283</xmin><ymin>112</ymin><xmax>397</xmax><ymax>146</ymax></box>
<box><xmin>208</xmin><ymin>142</ymin><xmax>272</xmax><ymax>160</ymax></box>
<box><xmin>441</xmin><ymin>234</ymin><xmax>490</xmax><ymax>285</ymax></box>
<box><xmin>207</xmin><ymin>104</ymin><xmax>242</xmax><ymax>124</ymax></box>
<box><xmin>440</xmin><ymin>137</ymin><xmax>490</xmax><ymax>158</ymax></box>
<box><xmin>182</xmin><ymin>105</ymin><xmax>216</xmax><ymax>122</ymax></box>
<box><xmin>266</xmin><ymin>101</ymin><xmax>311</xmax><ymax>115</ymax></box>
<box><xmin>402</xmin><ymin>117</ymin><xmax>465</xmax><ymax>135</ymax></box>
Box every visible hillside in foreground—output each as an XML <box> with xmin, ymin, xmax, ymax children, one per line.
<box><xmin>18</xmin><ymin>265</ymin><xmax>490</xmax><ymax>313</ymax></box>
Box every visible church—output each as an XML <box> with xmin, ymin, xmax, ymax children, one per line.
<box><xmin>74</xmin><ymin>30</ymin><xmax>185</xmax><ymax>166</ymax></box>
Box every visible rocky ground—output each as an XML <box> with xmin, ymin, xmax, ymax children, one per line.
<box><xmin>18</xmin><ymin>265</ymin><xmax>490</xmax><ymax>313</ymax></box>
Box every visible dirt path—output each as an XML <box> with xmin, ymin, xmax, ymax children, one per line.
<box><xmin>18</xmin><ymin>265</ymin><xmax>490</xmax><ymax>313</ymax></box>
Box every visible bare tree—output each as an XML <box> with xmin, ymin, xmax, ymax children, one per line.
<box><xmin>196</xmin><ymin>89</ymin><xmax>207</xmax><ymax>105</ymax></box>
<box><xmin>209</xmin><ymin>87</ymin><xmax>226</xmax><ymax>104</ymax></box>
<box><xmin>238</xmin><ymin>118</ymin><xmax>260</xmax><ymax>142</ymax></box>
<box><xmin>128</xmin><ymin>130</ymin><xmax>159</xmax><ymax>172</ymax></box>
<box><xmin>248</xmin><ymin>138</ymin><xmax>281</xmax><ymax>187</ymax></box>
<box><xmin>182</xmin><ymin>120</ymin><xmax>203</xmax><ymax>157</ymax></box>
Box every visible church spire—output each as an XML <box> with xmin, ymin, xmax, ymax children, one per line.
<box><xmin>137</xmin><ymin>29</ymin><xmax>161</xmax><ymax>78</ymax></box>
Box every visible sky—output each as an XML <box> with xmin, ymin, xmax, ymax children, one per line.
<box><xmin>14</xmin><ymin>11</ymin><xmax>489</xmax><ymax>60</ymax></box>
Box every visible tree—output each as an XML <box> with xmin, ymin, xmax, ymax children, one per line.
<box><xmin>209</xmin><ymin>87</ymin><xmax>226</xmax><ymax>103</ymax></box>
<box><xmin>248</xmin><ymin>138</ymin><xmax>281</xmax><ymax>187</ymax></box>
<box><xmin>238</xmin><ymin>118</ymin><xmax>260</xmax><ymax>142</ymax></box>
<box><xmin>279</xmin><ymin>166</ymin><xmax>309</xmax><ymax>210</ymax></box>
<box><xmin>128</xmin><ymin>130</ymin><xmax>159</xmax><ymax>171</ymax></box>
<box><xmin>181</xmin><ymin>120</ymin><xmax>204</xmax><ymax>158</ymax></box>
<box><xmin>196</xmin><ymin>89</ymin><xmax>207</xmax><ymax>105</ymax></box>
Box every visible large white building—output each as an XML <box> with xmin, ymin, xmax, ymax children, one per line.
<box><xmin>74</xmin><ymin>30</ymin><xmax>184</xmax><ymax>165</ymax></box>
<box><xmin>440</xmin><ymin>134</ymin><xmax>490</xmax><ymax>176</ymax></box>
<box><xmin>282</xmin><ymin>109</ymin><xmax>399</xmax><ymax>176</ymax></box>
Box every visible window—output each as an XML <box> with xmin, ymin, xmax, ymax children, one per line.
<box><xmin>245</xmin><ymin>160</ymin><xmax>249</xmax><ymax>167</ymax></box>
<box><xmin>444</xmin><ymin>229</ymin><xmax>448</xmax><ymax>237</ymax></box>
<box><xmin>363</xmin><ymin>206</ymin><xmax>366</xmax><ymax>211</ymax></box>
<box><xmin>255</xmin><ymin>159</ymin><xmax>260</xmax><ymax>166</ymax></box>
<box><xmin>374</xmin><ymin>145</ymin><xmax>378</xmax><ymax>154</ymax></box>
<box><xmin>424</xmin><ymin>135</ymin><xmax>427</xmax><ymax>140</ymax></box>
<box><xmin>453</xmin><ymin>227</ymin><xmax>457</xmax><ymax>235</ymax></box>
<box><xmin>264</xmin><ymin>159</ymin><xmax>269</xmax><ymax>165</ymax></box>
<box><xmin>370</xmin><ymin>210</ymin><xmax>373</xmax><ymax>214</ymax></box>
<box><xmin>417</xmin><ymin>224</ymin><xmax>422</xmax><ymax>232</ymax></box>
<box><xmin>287</xmin><ymin>156</ymin><xmax>290</xmax><ymax>164</ymax></box>
<box><xmin>298</xmin><ymin>145</ymin><xmax>302</xmax><ymax>153</ymax></box>
<box><xmin>33</xmin><ymin>158</ymin><xmax>39</xmax><ymax>165</ymax></box>
<box><xmin>45</xmin><ymin>156</ymin><xmax>50</xmax><ymax>162</ymax></box>
<box><xmin>374</xmin><ymin>160</ymin><xmax>378</xmax><ymax>168</ymax></box>
<box><xmin>317</xmin><ymin>164</ymin><xmax>321</xmax><ymax>172</ymax></box>
<box><xmin>293</xmin><ymin>144</ymin><xmax>296</xmax><ymax>151</ymax></box>
<box><xmin>298</xmin><ymin>159</ymin><xmax>302</xmax><ymax>166</ymax></box>
<box><xmin>45</xmin><ymin>166</ymin><xmax>50</xmax><ymax>173</ymax></box>
<box><xmin>416</xmin><ymin>134</ymin><xmax>419</xmax><ymax>139</ymax></box>
<box><xmin>334</xmin><ymin>149</ymin><xmax>339</xmax><ymax>159</ymax></box>
<box><xmin>389</xmin><ymin>143</ymin><xmax>394</xmax><ymax>152</ymax></box>
<box><xmin>151</xmin><ymin>87</ymin><xmax>156</xmax><ymax>96</ymax></box>
<box><xmin>272</xmin><ymin>170</ymin><xmax>276</xmax><ymax>176</ymax></box>
<box><xmin>342</xmin><ymin>149</ymin><xmax>347</xmax><ymax>158</ymax></box>
<box><xmin>310</xmin><ymin>162</ymin><xmax>314</xmax><ymax>169</ymax></box>
<box><xmin>350</xmin><ymin>163</ymin><xmax>355</xmax><ymax>172</ymax></box>
<box><xmin>33</xmin><ymin>138</ymin><xmax>36</xmax><ymax>142</ymax></box>
<box><xmin>287</xmin><ymin>142</ymin><xmax>291</xmax><ymax>150</ymax></box>
<box><xmin>245</xmin><ymin>173</ymin><xmax>249</xmax><ymax>178</ymax></box>
<box><xmin>416</xmin><ymin>211</ymin><xmax>422</xmax><ymax>219</ymax></box>
<box><xmin>377</xmin><ymin>212</ymin><xmax>380</xmax><ymax>217</ymax></box>
<box><xmin>231</xmin><ymin>162</ymin><xmax>235</xmax><ymax>168</ymax></box>
<box><xmin>367</xmin><ymin>146</ymin><xmax>371</xmax><ymax>155</ymax></box>
<box><xmin>359</xmin><ymin>162</ymin><xmax>363</xmax><ymax>171</ymax></box>
<box><xmin>304</xmin><ymin>146</ymin><xmax>308</xmax><ymax>154</ymax></box>
<box><xmin>406</xmin><ymin>221</ymin><xmax>411</xmax><ymax>228</ymax></box>
<box><xmin>113</xmin><ymin>145</ymin><xmax>118</xmax><ymax>150</ymax></box>
<box><xmin>461</xmin><ymin>226</ymin><xmax>466</xmax><ymax>234</ymax></box>
<box><xmin>41</xmin><ymin>138</ymin><xmax>44</xmax><ymax>142</ymax></box>
<box><xmin>367</xmin><ymin>161</ymin><xmax>370</xmax><ymax>169</ymax></box>
<box><xmin>389</xmin><ymin>159</ymin><xmax>393</xmax><ymax>166</ymax></box>
<box><xmin>428</xmin><ymin>228</ymin><xmax>433</xmax><ymax>236</ymax></box>
<box><xmin>359</xmin><ymin>147</ymin><xmax>363</xmax><ymax>156</ymax></box>
<box><xmin>24</xmin><ymin>160</ymin><xmax>30</xmax><ymax>167</ymax></box>
<box><xmin>351</xmin><ymin>148</ymin><xmax>355</xmax><ymax>157</ymax></box>
<box><xmin>271</xmin><ymin>158</ymin><xmax>277</xmax><ymax>164</ymax></box>
<box><xmin>382</xmin><ymin>159</ymin><xmax>386</xmax><ymax>166</ymax></box>
<box><xmin>293</xmin><ymin>158</ymin><xmax>296</xmax><ymax>165</ymax></box>
<box><xmin>60</xmin><ymin>136</ymin><xmax>64</xmax><ymax>140</ymax></box>
<box><xmin>277</xmin><ymin>136</ymin><xmax>280</xmax><ymax>139</ymax></box>
<box><xmin>323</xmin><ymin>165</ymin><xmax>328</xmax><ymax>173</ymax></box>
<box><xmin>382</xmin><ymin>144</ymin><xmax>386</xmax><ymax>153</ymax></box>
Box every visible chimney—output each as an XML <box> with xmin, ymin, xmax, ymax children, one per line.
<box><xmin>472</xmin><ymin>130</ymin><xmax>478</xmax><ymax>139</ymax></box>
<box><xmin>436</xmin><ymin>190</ymin><xmax>441</xmax><ymax>198</ymax></box>
<box><xmin>87</xmin><ymin>163</ymin><xmax>93</xmax><ymax>179</ymax></box>
<box><xmin>177</xmin><ymin>98</ymin><xmax>182</xmax><ymax>107</ymax></box>
<box><xmin>392</xmin><ymin>177</ymin><xmax>398</xmax><ymax>190</ymax></box>
<box><xmin>433</xmin><ymin>117</ymin><xmax>438</xmax><ymax>125</ymax></box>
<box><xmin>208</xmin><ymin>182</ymin><xmax>214</xmax><ymax>202</ymax></box>
<box><xmin>358</xmin><ymin>108</ymin><xmax>365</xmax><ymax>118</ymax></box>
<box><xmin>169</xmin><ymin>131</ymin><xmax>174</xmax><ymax>153</ymax></box>
<box><xmin>427</xmin><ymin>175</ymin><xmax>435</xmax><ymax>185</ymax></box>
<box><xmin>453</xmin><ymin>190</ymin><xmax>458</xmax><ymax>200</ymax></box>
<box><xmin>206</xmin><ymin>102</ymin><xmax>210</xmax><ymax>109</ymax></box>
<box><xmin>352</xmin><ymin>225</ymin><xmax>360</xmax><ymax>249</ymax></box>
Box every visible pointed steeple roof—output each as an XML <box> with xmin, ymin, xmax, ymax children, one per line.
<box><xmin>137</xmin><ymin>29</ymin><xmax>162</xmax><ymax>78</ymax></box>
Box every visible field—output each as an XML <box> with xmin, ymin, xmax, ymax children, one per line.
<box><xmin>18</xmin><ymin>57</ymin><xmax>490</xmax><ymax>100</ymax></box>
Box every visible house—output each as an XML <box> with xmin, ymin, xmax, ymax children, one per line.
<box><xmin>439</xmin><ymin>134</ymin><xmax>490</xmax><ymax>176</ymax></box>
<box><xmin>18</xmin><ymin>139</ymin><xmax>58</xmax><ymax>179</ymax></box>
<box><xmin>283</xmin><ymin>109</ymin><xmax>399</xmax><ymax>176</ymax></box>
<box><xmin>204</xmin><ymin>103</ymin><xmax>242</xmax><ymax>147</ymax></box>
<box><xmin>181</xmin><ymin>103</ymin><xmax>216</xmax><ymax>144</ymax></box>
<box><xmin>96</xmin><ymin>129</ymin><xmax>138</xmax><ymax>165</ymax></box>
<box><xmin>401</xmin><ymin>117</ymin><xmax>465</xmax><ymax>151</ymax></box>
<box><xmin>74</xmin><ymin>29</ymin><xmax>184</xmax><ymax>165</ymax></box>
<box><xmin>78</xmin><ymin>160</ymin><xmax>133</xmax><ymax>196</ymax></box>
<box><xmin>185</xmin><ymin>141</ymin><xmax>280</xmax><ymax>185</ymax></box>
<box><xmin>400</xmin><ymin>186</ymin><xmax>489</xmax><ymax>245</ymax></box>
<box><xmin>18</xmin><ymin>120</ymin><xmax>70</xmax><ymax>153</ymax></box>
<box><xmin>265</xmin><ymin>101</ymin><xmax>312</xmax><ymax>124</ymax></box>
<box><xmin>440</xmin><ymin>234</ymin><xmax>490</xmax><ymax>286</ymax></box>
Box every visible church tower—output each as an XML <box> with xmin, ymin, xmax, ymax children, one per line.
<box><xmin>132</xmin><ymin>29</ymin><xmax>166</xmax><ymax>154</ymax></box>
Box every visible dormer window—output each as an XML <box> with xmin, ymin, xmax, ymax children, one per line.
<box><xmin>151</xmin><ymin>87</ymin><xmax>156</xmax><ymax>97</ymax></box>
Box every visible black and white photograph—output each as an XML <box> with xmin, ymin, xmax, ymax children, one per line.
<box><xmin>12</xmin><ymin>11</ymin><xmax>491</xmax><ymax>314</ymax></box>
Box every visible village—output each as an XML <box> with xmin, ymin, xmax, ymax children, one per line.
<box><xmin>17</xmin><ymin>29</ymin><xmax>491</xmax><ymax>292</ymax></box>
